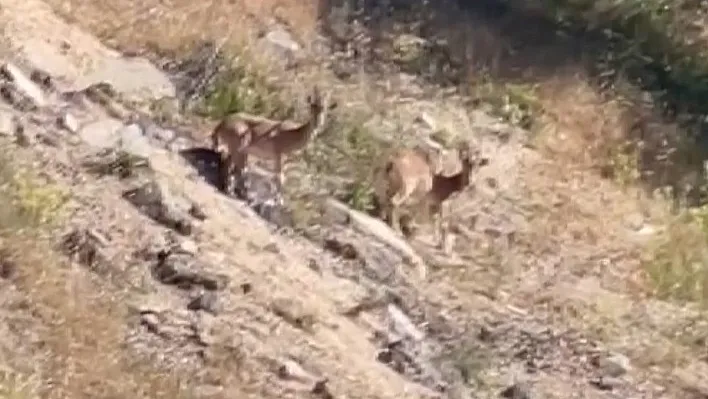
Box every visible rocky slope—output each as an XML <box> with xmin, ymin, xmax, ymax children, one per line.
<box><xmin>0</xmin><ymin>0</ymin><xmax>707</xmax><ymax>398</ymax></box>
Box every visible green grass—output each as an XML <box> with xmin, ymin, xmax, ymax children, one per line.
<box><xmin>201</xmin><ymin>60</ymin><xmax>294</xmax><ymax>120</ymax></box>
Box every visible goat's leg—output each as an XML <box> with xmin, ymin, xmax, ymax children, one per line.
<box><xmin>390</xmin><ymin>205</ymin><xmax>402</xmax><ymax>233</ymax></box>
<box><xmin>377</xmin><ymin>196</ymin><xmax>390</xmax><ymax>223</ymax></box>
<box><xmin>273</xmin><ymin>154</ymin><xmax>286</xmax><ymax>205</ymax></box>
<box><xmin>437</xmin><ymin>204</ymin><xmax>449</xmax><ymax>253</ymax></box>
<box><xmin>274</xmin><ymin>154</ymin><xmax>285</xmax><ymax>193</ymax></box>
<box><xmin>233</xmin><ymin>152</ymin><xmax>248</xmax><ymax>200</ymax></box>
<box><xmin>217</xmin><ymin>152</ymin><xmax>233</xmax><ymax>194</ymax></box>
<box><xmin>432</xmin><ymin>212</ymin><xmax>441</xmax><ymax>247</ymax></box>
<box><xmin>389</xmin><ymin>194</ymin><xmax>406</xmax><ymax>233</ymax></box>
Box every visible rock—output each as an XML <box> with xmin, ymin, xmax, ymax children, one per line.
<box><xmin>0</xmin><ymin>256</ymin><xmax>16</xmax><ymax>279</ymax></box>
<box><xmin>624</xmin><ymin>213</ymin><xmax>645</xmax><ymax>231</ymax></box>
<box><xmin>176</xmin><ymin>239</ymin><xmax>199</xmax><ymax>255</ymax></box>
<box><xmin>0</xmin><ymin>63</ymin><xmax>46</xmax><ymax>107</ymax></box>
<box><xmin>187</xmin><ymin>291</ymin><xmax>220</xmax><ymax>314</ymax></box>
<box><xmin>122</xmin><ymin>179</ymin><xmax>194</xmax><ymax>235</ymax></box>
<box><xmin>276</xmin><ymin>357</ymin><xmax>329</xmax><ymax>395</ymax></box>
<box><xmin>260</xmin><ymin>28</ymin><xmax>302</xmax><ymax>68</ymax></box>
<box><xmin>117</xmin><ymin>123</ymin><xmax>154</xmax><ymax>158</ymax></box>
<box><xmin>167</xmin><ymin>137</ymin><xmax>192</xmax><ymax>152</ymax></box>
<box><xmin>78</xmin><ymin>118</ymin><xmax>124</xmax><ymax>149</ymax></box>
<box><xmin>58</xmin><ymin>111</ymin><xmax>80</xmax><ymax>133</ymax></box>
<box><xmin>60</xmin><ymin>228</ymin><xmax>113</xmax><ymax>276</ymax></box>
<box><xmin>29</xmin><ymin>68</ymin><xmax>54</xmax><ymax>91</ymax></box>
<box><xmin>188</xmin><ymin>203</ymin><xmax>208</xmax><ymax>221</ymax></box>
<box><xmin>140</xmin><ymin>312</ymin><xmax>161</xmax><ymax>334</ymax></box>
<box><xmin>265</xmin><ymin>29</ymin><xmax>301</xmax><ymax>52</ymax></box>
<box><xmin>593</xmin><ymin>352</ymin><xmax>631</xmax><ymax>377</ymax></box>
<box><xmin>77</xmin><ymin>56</ymin><xmax>176</xmax><ymax>103</ymax></box>
<box><xmin>0</xmin><ymin>0</ymin><xmax>175</xmax><ymax>104</ymax></box>
<box><xmin>14</xmin><ymin>124</ymin><xmax>35</xmax><ymax>147</ymax></box>
<box><xmin>0</xmin><ymin>110</ymin><xmax>17</xmax><ymax>136</ymax></box>
<box><xmin>323</xmin><ymin>199</ymin><xmax>427</xmax><ymax>279</ymax></box>
<box><xmin>270</xmin><ymin>298</ymin><xmax>316</xmax><ymax>332</ymax></box>
<box><xmin>143</xmin><ymin>123</ymin><xmax>176</xmax><ymax>143</ymax></box>
<box><xmin>500</xmin><ymin>382</ymin><xmax>531</xmax><ymax>399</ymax></box>
<box><xmin>589</xmin><ymin>376</ymin><xmax>623</xmax><ymax>391</ymax></box>
<box><xmin>323</xmin><ymin>237</ymin><xmax>361</xmax><ymax>260</ymax></box>
<box><xmin>152</xmin><ymin>249</ymin><xmax>229</xmax><ymax>291</ymax></box>
<box><xmin>0</xmin><ymin>82</ymin><xmax>37</xmax><ymax>112</ymax></box>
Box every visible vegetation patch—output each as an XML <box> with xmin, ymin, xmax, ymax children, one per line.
<box><xmin>83</xmin><ymin>149</ymin><xmax>151</xmax><ymax>180</ymax></box>
<box><xmin>199</xmin><ymin>54</ymin><xmax>387</xmax><ymax>223</ymax></box>
<box><xmin>200</xmin><ymin>59</ymin><xmax>293</xmax><ymax>121</ymax></box>
<box><xmin>644</xmin><ymin>208</ymin><xmax>708</xmax><ymax>306</ymax></box>
<box><xmin>472</xmin><ymin>79</ymin><xmax>542</xmax><ymax>131</ymax></box>
<box><xmin>0</xmin><ymin>155</ymin><xmax>68</xmax><ymax>230</ymax></box>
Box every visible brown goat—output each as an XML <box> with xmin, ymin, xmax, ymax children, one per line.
<box><xmin>211</xmin><ymin>87</ymin><xmax>334</xmax><ymax>198</ymax></box>
<box><xmin>374</xmin><ymin>142</ymin><xmax>488</xmax><ymax>249</ymax></box>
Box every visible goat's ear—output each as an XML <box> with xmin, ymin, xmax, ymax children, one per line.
<box><xmin>328</xmin><ymin>100</ymin><xmax>339</xmax><ymax>110</ymax></box>
<box><xmin>478</xmin><ymin>157</ymin><xmax>490</xmax><ymax>167</ymax></box>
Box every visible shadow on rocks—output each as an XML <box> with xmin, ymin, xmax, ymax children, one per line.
<box><xmin>178</xmin><ymin>146</ymin><xmax>222</xmax><ymax>188</ymax></box>
<box><xmin>178</xmin><ymin>146</ymin><xmax>295</xmax><ymax>229</ymax></box>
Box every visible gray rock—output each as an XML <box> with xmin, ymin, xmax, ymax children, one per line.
<box><xmin>187</xmin><ymin>291</ymin><xmax>220</xmax><ymax>314</ymax></box>
<box><xmin>167</xmin><ymin>137</ymin><xmax>192</xmax><ymax>152</ymax></box>
<box><xmin>0</xmin><ymin>63</ymin><xmax>46</xmax><ymax>107</ymax></box>
<box><xmin>265</xmin><ymin>29</ymin><xmax>301</xmax><ymax>53</ymax></box>
<box><xmin>0</xmin><ymin>110</ymin><xmax>17</xmax><ymax>136</ymax></box>
<box><xmin>76</xmin><ymin>56</ymin><xmax>176</xmax><ymax>103</ymax></box>
<box><xmin>323</xmin><ymin>198</ymin><xmax>427</xmax><ymax>279</ymax></box>
<box><xmin>14</xmin><ymin>124</ymin><xmax>35</xmax><ymax>147</ymax></box>
<box><xmin>140</xmin><ymin>312</ymin><xmax>161</xmax><ymax>334</ymax></box>
<box><xmin>143</xmin><ymin>123</ymin><xmax>176</xmax><ymax>143</ymax></box>
<box><xmin>0</xmin><ymin>82</ymin><xmax>37</xmax><ymax>112</ymax></box>
<box><xmin>78</xmin><ymin>118</ymin><xmax>123</xmax><ymax>149</ymax></box>
<box><xmin>260</xmin><ymin>28</ymin><xmax>302</xmax><ymax>68</ymax></box>
<box><xmin>176</xmin><ymin>238</ymin><xmax>199</xmax><ymax>255</ymax></box>
<box><xmin>117</xmin><ymin>123</ymin><xmax>153</xmax><ymax>158</ymax></box>
<box><xmin>590</xmin><ymin>376</ymin><xmax>623</xmax><ymax>391</ymax></box>
<box><xmin>0</xmin><ymin>0</ymin><xmax>174</xmax><ymax>105</ymax></box>
<box><xmin>152</xmin><ymin>250</ymin><xmax>229</xmax><ymax>291</ymax></box>
<box><xmin>122</xmin><ymin>179</ymin><xmax>194</xmax><ymax>235</ymax></box>
<box><xmin>58</xmin><ymin>111</ymin><xmax>80</xmax><ymax>133</ymax></box>
<box><xmin>595</xmin><ymin>352</ymin><xmax>631</xmax><ymax>377</ymax></box>
<box><xmin>500</xmin><ymin>383</ymin><xmax>531</xmax><ymax>399</ymax></box>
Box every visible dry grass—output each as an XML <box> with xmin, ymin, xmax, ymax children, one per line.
<box><xmin>47</xmin><ymin>0</ymin><xmax>318</xmax><ymax>53</ymax></box>
<box><xmin>532</xmin><ymin>73</ymin><xmax>632</xmax><ymax>173</ymax></box>
<box><xmin>0</xmin><ymin>154</ymin><xmax>190</xmax><ymax>399</ymax></box>
<box><xmin>643</xmin><ymin>208</ymin><xmax>708</xmax><ymax>305</ymax></box>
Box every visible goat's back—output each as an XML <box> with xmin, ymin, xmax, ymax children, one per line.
<box><xmin>213</xmin><ymin>113</ymin><xmax>282</xmax><ymax>156</ymax></box>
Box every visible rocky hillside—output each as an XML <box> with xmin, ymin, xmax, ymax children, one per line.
<box><xmin>0</xmin><ymin>0</ymin><xmax>707</xmax><ymax>398</ymax></box>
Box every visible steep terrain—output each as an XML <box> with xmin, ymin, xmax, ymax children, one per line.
<box><xmin>0</xmin><ymin>0</ymin><xmax>707</xmax><ymax>399</ymax></box>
